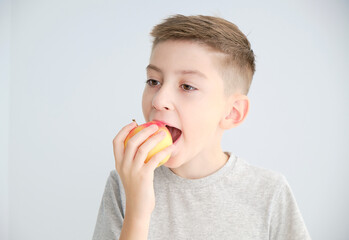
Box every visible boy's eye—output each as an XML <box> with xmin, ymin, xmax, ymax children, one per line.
<box><xmin>145</xmin><ymin>79</ymin><xmax>197</xmax><ymax>92</ymax></box>
<box><xmin>145</xmin><ymin>79</ymin><xmax>160</xmax><ymax>86</ymax></box>
<box><xmin>181</xmin><ymin>84</ymin><xmax>196</xmax><ymax>91</ymax></box>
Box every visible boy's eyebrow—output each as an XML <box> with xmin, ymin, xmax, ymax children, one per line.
<box><xmin>146</xmin><ymin>64</ymin><xmax>163</xmax><ymax>74</ymax></box>
<box><xmin>146</xmin><ymin>64</ymin><xmax>207</xmax><ymax>79</ymax></box>
<box><xmin>177</xmin><ymin>70</ymin><xmax>207</xmax><ymax>79</ymax></box>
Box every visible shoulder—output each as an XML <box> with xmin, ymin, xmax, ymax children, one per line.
<box><xmin>230</xmin><ymin>156</ymin><xmax>290</xmax><ymax>200</ymax></box>
<box><xmin>104</xmin><ymin>170</ymin><xmax>125</xmax><ymax>194</ymax></box>
<box><xmin>101</xmin><ymin>170</ymin><xmax>126</xmax><ymax>208</ymax></box>
<box><xmin>109</xmin><ymin>169</ymin><xmax>121</xmax><ymax>183</ymax></box>
<box><xmin>234</xmin><ymin>156</ymin><xmax>287</xmax><ymax>186</ymax></box>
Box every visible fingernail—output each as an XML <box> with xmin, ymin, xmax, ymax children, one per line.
<box><xmin>150</xmin><ymin>124</ymin><xmax>158</xmax><ymax>130</ymax></box>
<box><xmin>159</xmin><ymin>130</ymin><xmax>166</xmax><ymax>136</ymax></box>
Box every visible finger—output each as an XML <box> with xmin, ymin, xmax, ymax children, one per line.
<box><xmin>132</xmin><ymin>130</ymin><xmax>167</xmax><ymax>170</ymax></box>
<box><xmin>122</xmin><ymin>124</ymin><xmax>159</xmax><ymax>169</ymax></box>
<box><xmin>143</xmin><ymin>144</ymin><xmax>175</xmax><ymax>172</ymax></box>
<box><xmin>113</xmin><ymin>121</ymin><xmax>137</xmax><ymax>171</ymax></box>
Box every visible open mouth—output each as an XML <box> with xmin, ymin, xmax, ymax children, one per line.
<box><xmin>165</xmin><ymin>125</ymin><xmax>182</xmax><ymax>143</ymax></box>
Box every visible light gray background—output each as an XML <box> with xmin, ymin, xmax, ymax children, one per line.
<box><xmin>1</xmin><ymin>0</ymin><xmax>348</xmax><ymax>239</ymax></box>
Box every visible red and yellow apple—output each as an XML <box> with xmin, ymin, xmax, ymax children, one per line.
<box><xmin>124</xmin><ymin>120</ymin><xmax>173</xmax><ymax>167</ymax></box>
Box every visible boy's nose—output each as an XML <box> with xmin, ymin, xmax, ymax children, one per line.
<box><xmin>152</xmin><ymin>86</ymin><xmax>173</xmax><ymax>111</ymax></box>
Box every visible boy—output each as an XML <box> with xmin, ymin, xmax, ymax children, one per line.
<box><xmin>92</xmin><ymin>14</ymin><xmax>311</xmax><ymax>240</ymax></box>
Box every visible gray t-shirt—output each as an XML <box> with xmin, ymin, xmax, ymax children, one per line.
<box><xmin>92</xmin><ymin>152</ymin><xmax>311</xmax><ymax>240</ymax></box>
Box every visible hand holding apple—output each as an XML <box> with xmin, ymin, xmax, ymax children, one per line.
<box><xmin>124</xmin><ymin>120</ymin><xmax>173</xmax><ymax>167</ymax></box>
<box><xmin>113</xmin><ymin>120</ymin><xmax>175</xmax><ymax>220</ymax></box>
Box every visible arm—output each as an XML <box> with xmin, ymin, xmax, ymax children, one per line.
<box><xmin>113</xmin><ymin>121</ymin><xmax>174</xmax><ymax>240</ymax></box>
<box><xmin>269</xmin><ymin>176</ymin><xmax>311</xmax><ymax>240</ymax></box>
<box><xmin>119</xmin><ymin>211</ymin><xmax>151</xmax><ymax>240</ymax></box>
<box><xmin>92</xmin><ymin>170</ymin><xmax>152</xmax><ymax>240</ymax></box>
<box><xmin>93</xmin><ymin>122</ymin><xmax>173</xmax><ymax>239</ymax></box>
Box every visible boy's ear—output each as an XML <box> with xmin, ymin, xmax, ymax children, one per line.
<box><xmin>220</xmin><ymin>94</ymin><xmax>250</xmax><ymax>130</ymax></box>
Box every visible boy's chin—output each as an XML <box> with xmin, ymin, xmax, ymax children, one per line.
<box><xmin>163</xmin><ymin>155</ymin><xmax>181</xmax><ymax>169</ymax></box>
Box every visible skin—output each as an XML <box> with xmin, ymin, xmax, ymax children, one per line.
<box><xmin>142</xmin><ymin>40</ymin><xmax>250</xmax><ymax>179</ymax></box>
<box><xmin>113</xmin><ymin>39</ymin><xmax>250</xmax><ymax>239</ymax></box>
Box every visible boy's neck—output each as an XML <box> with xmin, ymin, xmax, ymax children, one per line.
<box><xmin>170</xmin><ymin>148</ymin><xmax>229</xmax><ymax>180</ymax></box>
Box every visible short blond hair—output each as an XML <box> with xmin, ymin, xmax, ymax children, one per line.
<box><xmin>150</xmin><ymin>14</ymin><xmax>255</xmax><ymax>95</ymax></box>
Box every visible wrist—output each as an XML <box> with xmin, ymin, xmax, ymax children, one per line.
<box><xmin>120</xmin><ymin>211</ymin><xmax>151</xmax><ymax>240</ymax></box>
<box><xmin>123</xmin><ymin>211</ymin><xmax>151</xmax><ymax>236</ymax></box>
<box><xmin>124</xmin><ymin>207</ymin><xmax>152</xmax><ymax>224</ymax></box>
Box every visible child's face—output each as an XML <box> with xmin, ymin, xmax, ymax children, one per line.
<box><xmin>142</xmin><ymin>40</ymin><xmax>229</xmax><ymax>168</ymax></box>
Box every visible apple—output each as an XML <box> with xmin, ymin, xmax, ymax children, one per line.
<box><xmin>124</xmin><ymin>120</ymin><xmax>173</xmax><ymax>167</ymax></box>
